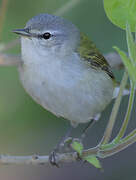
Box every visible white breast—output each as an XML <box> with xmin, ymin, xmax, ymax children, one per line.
<box><xmin>19</xmin><ymin>37</ymin><xmax>114</xmax><ymax>126</ymax></box>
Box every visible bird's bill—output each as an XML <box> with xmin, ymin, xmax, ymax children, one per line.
<box><xmin>12</xmin><ymin>28</ymin><xmax>31</xmax><ymax>37</ymax></box>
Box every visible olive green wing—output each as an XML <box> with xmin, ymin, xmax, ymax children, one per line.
<box><xmin>77</xmin><ymin>33</ymin><xmax>115</xmax><ymax>79</ymax></box>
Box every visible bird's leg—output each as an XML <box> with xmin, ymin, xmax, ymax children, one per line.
<box><xmin>81</xmin><ymin>114</ymin><xmax>101</xmax><ymax>141</ymax></box>
<box><xmin>49</xmin><ymin>125</ymin><xmax>73</xmax><ymax>166</ymax></box>
<box><xmin>49</xmin><ymin>114</ymin><xmax>101</xmax><ymax>166</ymax></box>
<box><xmin>81</xmin><ymin>119</ymin><xmax>95</xmax><ymax>140</ymax></box>
<box><xmin>55</xmin><ymin>125</ymin><xmax>73</xmax><ymax>151</ymax></box>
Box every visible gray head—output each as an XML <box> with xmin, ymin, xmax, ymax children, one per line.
<box><xmin>13</xmin><ymin>14</ymin><xmax>80</xmax><ymax>55</ymax></box>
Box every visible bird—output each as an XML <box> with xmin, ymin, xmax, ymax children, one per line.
<box><xmin>13</xmin><ymin>13</ymin><xmax>115</xmax><ymax>129</ymax></box>
<box><xmin>12</xmin><ymin>14</ymin><xmax>116</xmax><ymax>162</ymax></box>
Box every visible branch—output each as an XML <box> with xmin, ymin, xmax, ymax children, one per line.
<box><xmin>0</xmin><ymin>132</ymin><xmax>136</xmax><ymax>166</ymax></box>
<box><xmin>0</xmin><ymin>53</ymin><xmax>21</xmax><ymax>66</ymax></box>
<box><xmin>0</xmin><ymin>153</ymin><xmax>78</xmax><ymax>165</ymax></box>
<box><xmin>0</xmin><ymin>148</ymin><xmax>97</xmax><ymax>166</ymax></box>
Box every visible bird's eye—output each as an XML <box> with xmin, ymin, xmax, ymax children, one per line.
<box><xmin>42</xmin><ymin>32</ymin><xmax>51</xmax><ymax>39</ymax></box>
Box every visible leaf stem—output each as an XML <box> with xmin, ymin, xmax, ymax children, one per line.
<box><xmin>98</xmin><ymin>132</ymin><xmax>136</xmax><ymax>158</ymax></box>
<box><xmin>114</xmin><ymin>81</ymin><xmax>135</xmax><ymax>142</ymax></box>
<box><xmin>100</xmin><ymin>71</ymin><xmax>128</xmax><ymax>145</ymax></box>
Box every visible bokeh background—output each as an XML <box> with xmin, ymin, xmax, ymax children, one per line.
<box><xmin>0</xmin><ymin>0</ymin><xmax>136</xmax><ymax>179</ymax></box>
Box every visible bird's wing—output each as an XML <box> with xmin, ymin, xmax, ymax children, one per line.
<box><xmin>77</xmin><ymin>32</ymin><xmax>115</xmax><ymax>80</ymax></box>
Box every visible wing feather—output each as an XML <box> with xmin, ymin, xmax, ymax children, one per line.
<box><xmin>77</xmin><ymin>33</ymin><xmax>115</xmax><ymax>79</ymax></box>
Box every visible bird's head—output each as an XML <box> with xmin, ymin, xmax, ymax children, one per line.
<box><xmin>13</xmin><ymin>14</ymin><xmax>80</xmax><ymax>56</ymax></box>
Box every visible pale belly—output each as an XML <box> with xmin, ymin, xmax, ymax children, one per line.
<box><xmin>18</xmin><ymin>62</ymin><xmax>114</xmax><ymax>126</ymax></box>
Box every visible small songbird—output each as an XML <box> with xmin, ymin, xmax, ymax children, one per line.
<box><xmin>13</xmin><ymin>13</ymin><xmax>115</xmax><ymax>128</ymax></box>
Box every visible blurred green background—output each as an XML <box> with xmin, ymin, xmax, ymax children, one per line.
<box><xmin>0</xmin><ymin>0</ymin><xmax>136</xmax><ymax>179</ymax></box>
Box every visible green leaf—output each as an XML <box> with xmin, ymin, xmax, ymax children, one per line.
<box><xmin>126</xmin><ymin>23</ymin><xmax>136</xmax><ymax>64</ymax></box>
<box><xmin>71</xmin><ymin>140</ymin><xmax>83</xmax><ymax>156</ymax></box>
<box><xmin>114</xmin><ymin>46</ymin><xmax>136</xmax><ymax>84</ymax></box>
<box><xmin>104</xmin><ymin>0</ymin><xmax>136</xmax><ymax>31</ymax></box>
<box><xmin>84</xmin><ymin>155</ymin><xmax>102</xmax><ymax>169</ymax></box>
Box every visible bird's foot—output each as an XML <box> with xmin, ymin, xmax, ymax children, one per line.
<box><xmin>63</xmin><ymin>137</ymin><xmax>73</xmax><ymax>151</ymax></box>
<box><xmin>49</xmin><ymin>137</ymin><xmax>73</xmax><ymax>167</ymax></box>
<box><xmin>49</xmin><ymin>137</ymin><xmax>84</xmax><ymax>166</ymax></box>
<box><xmin>49</xmin><ymin>150</ymin><xmax>60</xmax><ymax>167</ymax></box>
